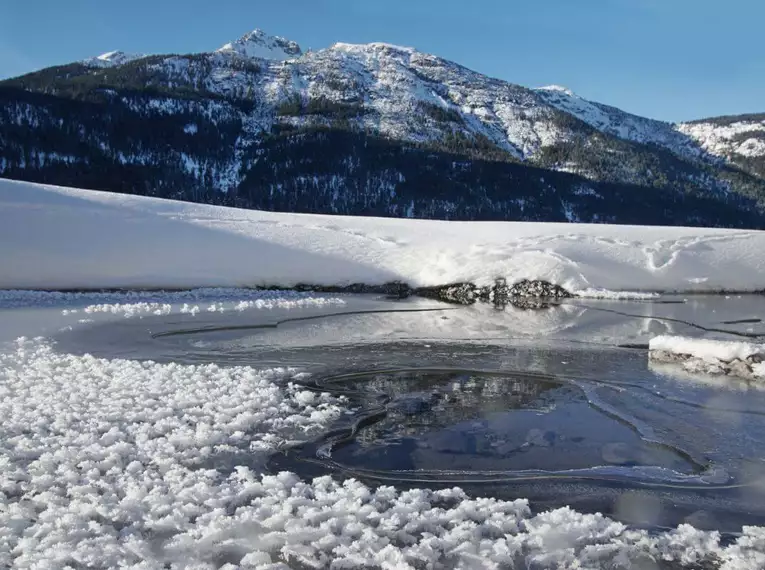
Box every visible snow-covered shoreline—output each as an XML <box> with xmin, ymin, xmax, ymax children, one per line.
<box><xmin>4</xmin><ymin>178</ymin><xmax>765</xmax><ymax>293</ymax></box>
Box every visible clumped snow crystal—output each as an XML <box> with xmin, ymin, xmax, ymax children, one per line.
<box><xmin>2</xmin><ymin>338</ymin><xmax>765</xmax><ymax>568</ymax></box>
<box><xmin>0</xmin><ymin>338</ymin><xmax>345</xmax><ymax>568</ymax></box>
<box><xmin>649</xmin><ymin>335</ymin><xmax>765</xmax><ymax>380</ymax></box>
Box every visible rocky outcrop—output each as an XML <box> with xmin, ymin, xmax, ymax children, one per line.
<box><xmin>292</xmin><ymin>278</ymin><xmax>572</xmax><ymax>307</ymax></box>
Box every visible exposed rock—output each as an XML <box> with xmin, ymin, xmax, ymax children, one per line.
<box><xmin>416</xmin><ymin>278</ymin><xmax>571</xmax><ymax>306</ymax></box>
<box><xmin>504</xmin><ymin>278</ymin><xmax>572</xmax><ymax>299</ymax></box>
<box><xmin>274</xmin><ymin>278</ymin><xmax>571</xmax><ymax>307</ymax></box>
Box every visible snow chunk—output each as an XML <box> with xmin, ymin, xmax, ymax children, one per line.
<box><xmin>649</xmin><ymin>335</ymin><xmax>765</xmax><ymax>380</ymax></box>
<box><xmin>650</xmin><ymin>335</ymin><xmax>765</xmax><ymax>363</ymax></box>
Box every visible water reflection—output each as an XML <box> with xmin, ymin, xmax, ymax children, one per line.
<box><xmin>314</xmin><ymin>370</ymin><xmax>699</xmax><ymax>476</ymax></box>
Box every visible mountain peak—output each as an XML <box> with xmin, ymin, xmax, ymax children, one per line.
<box><xmin>83</xmin><ymin>50</ymin><xmax>145</xmax><ymax>68</ymax></box>
<box><xmin>536</xmin><ymin>85</ymin><xmax>578</xmax><ymax>98</ymax></box>
<box><xmin>216</xmin><ymin>29</ymin><xmax>302</xmax><ymax>61</ymax></box>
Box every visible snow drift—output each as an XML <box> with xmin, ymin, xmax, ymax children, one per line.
<box><xmin>3</xmin><ymin>178</ymin><xmax>765</xmax><ymax>292</ymax></box>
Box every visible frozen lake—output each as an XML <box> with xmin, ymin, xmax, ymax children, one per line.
<box><xmin>46</xmin><ymin>294</ymin><xmax>765</xmax><ymax>530</ymax></box>
<box><xmin>4</xmin><ymin>291</ymin><xmax>765</xmax><ymax>567</ymax></box>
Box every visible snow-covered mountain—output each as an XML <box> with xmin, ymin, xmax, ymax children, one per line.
<box><xmin>1</xmin><ymin>28</ymin><xmax>764</xmax><ymax>227</ymax></box>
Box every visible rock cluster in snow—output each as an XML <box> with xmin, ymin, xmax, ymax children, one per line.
<box><xmin>505</xmin><ymin>278</ymin><xmax>571</xmax><ymax>299</ymax></box>
<box><xmin>415</xmin><ymin>279</ymin><xmax>572</xmax><ymax>305</ymax></box>
<box><xmin>649</xmin><ymin>335</ymin><xmax>765</xmax><ymax>380</ymax></box>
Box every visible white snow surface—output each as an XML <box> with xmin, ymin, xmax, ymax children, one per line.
<box><xmin>61</xmin><ymin>296</ymin><xmax>345</xmax><ymax>319</ymax></box>
<box><xmin>574</xmin><ymin>288</ymin><xmax>660</xmax><ymax>300</ymax></box>
<box><xmin>2</xmin><ymin>339</ymin><xmax>765</xmax><ymax>569</ymax></box>
<box><xmin>4</xmin><ymin>178</ymin><xmax>765</xmax><ymax>293</ymax></box>
<box><xmin>0</xmin><ymin>337</ymin><xmax>343</xmax><ymax>568</ymax></box>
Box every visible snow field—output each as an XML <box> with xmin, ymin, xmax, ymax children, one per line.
<box><xmin>4</xmin><ymin>179</ymin><xmax>765</xmax><ymax>293</ymax></box>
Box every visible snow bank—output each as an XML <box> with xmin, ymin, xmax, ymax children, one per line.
<box><xmin>649</xmin><ymin>335</ymin><xmax>765</xmax><ymax>380</ymax></box>
<box><xmin>2</xmin><ymin>342</ymin><xmax>764</xmax><ymax>568</ymax></box>
<box><xmin>4</xmin><ymin>178</ymin><xmax>765</xmax><ymax>293</ymax></box>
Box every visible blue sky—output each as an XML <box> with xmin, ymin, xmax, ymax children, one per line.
<box><xmin>1</xmin><ymin>0</ymin><xmax>762</xmax><ymax>122</ymax></box>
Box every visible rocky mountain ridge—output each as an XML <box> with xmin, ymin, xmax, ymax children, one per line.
<box><xmin>1</xmin><ymin>28</ymin><xmax>763</xmax><ymax>227</ymax></box>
